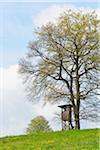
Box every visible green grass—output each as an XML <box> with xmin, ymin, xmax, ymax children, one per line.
<box><xmin>0</xmin><ymin>129</ymin><xmax>100</xmax><ymax>150</ymax></box>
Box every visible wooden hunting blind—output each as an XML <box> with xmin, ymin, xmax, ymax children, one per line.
<box><xmin>58</xmin><ymin>104</ymin><xmax>73</xmax><ymax>130</ymax></box>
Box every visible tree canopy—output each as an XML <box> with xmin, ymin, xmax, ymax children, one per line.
<box><xmin>19</xmin><ymin>10</ymin><xmax>100</xmax><ymax>129</ymax></box>
<box><xmin>26</xmin><ymin>116</ymin><xmax>52</xmax><ymax>134</ymax></box>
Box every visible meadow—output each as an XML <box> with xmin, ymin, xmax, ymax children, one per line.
<box><xmin>0</xmin><ymin>129</ymin><xmax>99</xmax><ymax>150</ymax></box>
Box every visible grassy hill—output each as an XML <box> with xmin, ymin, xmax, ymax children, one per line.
<box><xmin>0</xmin><ymin>129</ymin><xmax>100</xmax><ymax>150</ymax></box>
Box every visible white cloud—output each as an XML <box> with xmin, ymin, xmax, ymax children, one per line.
<box><xmin>33</xmin><ymin>5</ymin><xmax>75</xmax><ymax>26</ymax></box>
<box><xmin>0</xmin><ymin>65</ymin><xmax>60</xmax><ymax>137</ymax></box>
<box><xmin>33</xmin><ymin>4</ymin><xmax>100</xmax><ymax>27</ymax></box>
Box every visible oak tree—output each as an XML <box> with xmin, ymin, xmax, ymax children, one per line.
<box><xmin>19</xmin><ymin>10</ymin><xmax>100</xmax><ymax>129</ymax></box>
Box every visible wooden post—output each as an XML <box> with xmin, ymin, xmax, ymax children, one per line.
<box><xmin>61</xmin><ymin>108</ymin><xmax>63</xmax><ymax>130</ymax></box>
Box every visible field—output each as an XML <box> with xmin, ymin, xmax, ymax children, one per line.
<box><xmin>0</xmin><ymin>129</ymin><xmax>100</xmax><ymax>150</ymax></box>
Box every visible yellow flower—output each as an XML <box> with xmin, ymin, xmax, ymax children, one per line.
<box><xmin>47</xmin><ymin>140</ymin><xmax>54</xmax><ymax>143</ymax></box>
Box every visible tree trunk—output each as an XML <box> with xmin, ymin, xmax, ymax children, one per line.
<box><xmin>74</xmin><ymin>105</ymin><xmax>80</xmax><ymax>129</ymax></box>
<box><xmin>75</xmin><ymin>48</ymin><xmax>80</xmax><ymax>129</ymax></box>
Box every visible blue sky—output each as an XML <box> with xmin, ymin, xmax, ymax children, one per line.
<box><xmin>0</xmin><ymin>1</ymin><xmax>100</xmax><ymax>137</ymax></box>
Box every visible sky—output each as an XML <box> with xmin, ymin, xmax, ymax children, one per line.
<box><xmin>0</xmin><ymin>1</ymin><xmax>100</xmax><ymax>137</ymax></box>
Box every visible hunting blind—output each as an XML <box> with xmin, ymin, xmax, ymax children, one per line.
<box><xmin>58</xmin><ymin>104</ymin><xmax>73</xmax><ymax>130</ymax></box>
